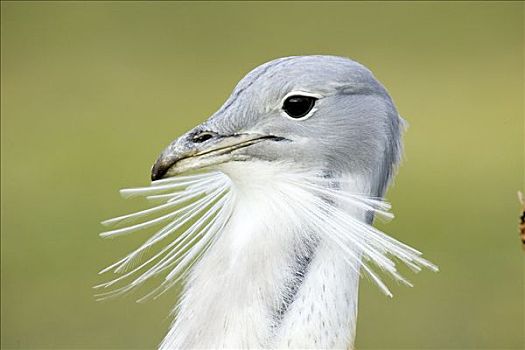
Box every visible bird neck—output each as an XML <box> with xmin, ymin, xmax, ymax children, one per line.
<box><xmin>160</xmin><ymin>165</ymin><xmax>369</xmax><ymax>349</ymax></box>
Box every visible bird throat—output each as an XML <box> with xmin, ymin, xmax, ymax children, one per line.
<box><xmin>159</xmin><ymin>163</ymin><xmax>364</xmax><ymax>349</ymax></box>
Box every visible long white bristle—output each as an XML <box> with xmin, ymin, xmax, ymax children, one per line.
<box><xmin>98</xmin><ymin>169</ymin><xmax>436</xmax><ymax>301</ymax></box>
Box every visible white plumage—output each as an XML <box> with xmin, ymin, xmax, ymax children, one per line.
<box><xmin>99</xmin><ymin>56</ymin><xmax>437</xmax><ymax>349</ymax></box>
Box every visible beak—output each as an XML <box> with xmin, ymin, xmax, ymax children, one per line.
<box><xmin>151</xmin><ymin>132</ymin><xmax>285</xmax><ymax>181</ymax></box>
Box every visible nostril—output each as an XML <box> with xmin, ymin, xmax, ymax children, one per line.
<box><xmin>192</xmin><ymin>131</ymin><xmax>215</xmax><ymax>143</ymax></box>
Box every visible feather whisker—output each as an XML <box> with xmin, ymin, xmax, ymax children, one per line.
<box><xmin>98</xmin><ymin>168</ymin><xmax>436</xmax><ymax>303</ymax></box>
<box><xmin>138</xmin><ymin>198</ymin><xmax>235</xmax><ymax>302</ymax></box>
<box><xmin>98</xmin><ymin>174</ymin><xmax>233</xmax><ymax>299</ymax></box>
<box><xmin>100</xmin><ymin>183</ymin><xmax>227</xmax><ymax>240</ymax></box>
<box><xmin>289</xmin><ymin>180</ymin><xmax>394</xmax><ymax>220</ymax></box>
<box><xmin>101</xmin><ymin>189</ymin><xmax>207</xmax><ymax>228</ymax></box>
<box><xmin>282</xmin><ymin>176</ymin><xmax>434</xmax><ymax>293</ymax></box>
<box><xmin>130</xmin><ymin>194</ymin><xmax>229</xmax><ymax>284</ymax></box>
<box><xmin>120</xmin><ymin>175</ymin><xmax>219</xmax><ymax>198</ymax></box>
<box><xmin>115</xmin><ymin>197</ymin><xmax>230</xmax><ymax>302</ymax></box>
<box><xmin>118</xmin><ymin>185</ymin><xmax>228</xmax><ymax>261</ymax></box>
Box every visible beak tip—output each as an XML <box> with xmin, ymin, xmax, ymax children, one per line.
<box><xmin>150</xmin><ymin>168</ymin><xmax>160</xmax><ymax>182</ymax></box>
<box><xmin>151</xmin><ymin>161</ymin><xmax>168</xmax><ymax>181</ymax></box>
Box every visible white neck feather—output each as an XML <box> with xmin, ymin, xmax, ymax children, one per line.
<box><xmin>101</xmin><ymin>159</ymin><xmax>435</xmax><ymax>349</ymax></box>
<box><xmin>160</xmin><ymin>163</ymin><xmax>369</xmax><ymax>349</ymax></box>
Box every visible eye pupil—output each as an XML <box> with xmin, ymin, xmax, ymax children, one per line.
<box><xmin>282</xmin><ymin>95</ymin><xmax>317</xmax><ymax>119</ymax></box>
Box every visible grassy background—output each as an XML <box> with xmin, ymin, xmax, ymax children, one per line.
<box><xmin>1</xmin><ymin>1</ymin><xmax>523</xmax><ymax>349</ymax></box>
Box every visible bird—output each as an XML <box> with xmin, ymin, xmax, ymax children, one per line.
<box><xmin>97</xmin><ymin>55</ymin><xmax>437</xmax><ymax>349</ymax></box>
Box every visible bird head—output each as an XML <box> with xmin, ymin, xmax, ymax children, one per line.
<box><xmin>98</xmin><ymin>55</ymin><xmax>436</xmax><ymax>304</ymax></box>
<box><xmin>151</xmin><ymin>56</ymin><xmax>403</xmax><ymax>197</ymax></box>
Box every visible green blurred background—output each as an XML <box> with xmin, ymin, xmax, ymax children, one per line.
<box><xmin>1</xmin><ymin>1</ymin><xmax>523</xmax><ymax>349</ymax></box>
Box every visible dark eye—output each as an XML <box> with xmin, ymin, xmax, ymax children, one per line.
<box><xmin>282</xmin><ymin>95</ymin><xmax>317</xmax><ymax>119</ymax></box>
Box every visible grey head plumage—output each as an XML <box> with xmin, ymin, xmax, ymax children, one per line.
<box><xmin>152</xmin><ymin>55</ymin><xmax>404</xmax><ymax>198</ymax></box>
<box><xmin>101</xmin><ymin>55</ymin><xmax>435</xmax><ymax>350</ymax></box>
